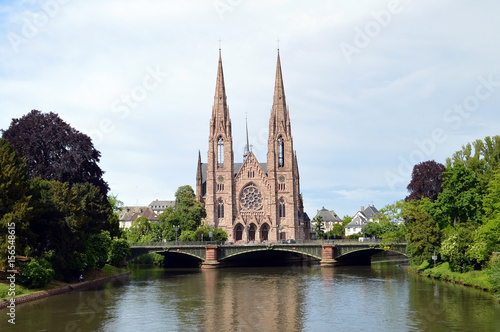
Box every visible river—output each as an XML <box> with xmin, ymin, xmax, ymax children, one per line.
<box><xmin>2</xmin><ymin>259</ymin><xmax>500</xmax><ymax>331</ymax></box>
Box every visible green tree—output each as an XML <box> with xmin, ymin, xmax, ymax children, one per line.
<box><xmin>432</xmin><ymin>163</ymin><xmax>484</xmax><ymax>228</ymax></box>
<box><xmin>447</xmin><ymin>135</ymin><xmax>500</xmax><ymax>189</ymax></box>
<box><xmin>342</xmin><ymin>215</ymin><xmax>352</xmax><ymax>227</ymax></box>
<box><xmin>404</xmin><ymin>200</ymin><xmax>441</xmax><ymax>266</ymax></box>
<box><xmin>84</xmin><ymin>231</ymin><xmax>112</xmax><ymax>270</ymax></box>
<box><xmin>440</xmin><ymin>225</ymin><xmax>477</xmax><ymax>272</ymax></box>
<box><xmin>362</xmin><ymin>222</ymin><xmax>381</xmax><ymax>238</ymax></box>
<box><xmin>109</xmin><ymin>238</ymin><xmax>130</xmax><ymax>267</ymax></box>
<box><xmin>313</xmin><ymin>216</ymin><xmax>325</xmax><ymax>239</ymax></box>
<box><xmin>0</xmin><ymin>139</ymin><xmax>33</xmax><ymax>269</ymax></box>
<box><xmin>175</xmin><ymin>185</ymin><xmax>206</xmax><ymax>232</ymax></box>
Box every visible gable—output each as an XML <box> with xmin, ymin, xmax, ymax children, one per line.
<box><xmin>234</xmin><ymin>151</ymin><xmax>270</xmax><ymax>190</ymax></box>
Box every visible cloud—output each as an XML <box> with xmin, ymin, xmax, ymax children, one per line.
<box><xmin>1</xmin><ymin>0</ymin><xmax>500</xmax><ymax>218</ymax></box>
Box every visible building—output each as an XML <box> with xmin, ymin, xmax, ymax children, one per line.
<box><xmin>344</xmin><ymin>205</ymin><xmax>379</xmax><ymax>237</ymax></box>
<box><xmin>196</xmin><ymin>50</ymin><xmax>310</xmax><ymax>243</ymax></box>
<box><xmin>119</xmin><ymin>206</ymin><xmax>159</xmax><ymax>229</ymax></box>
<box><xmin>149</xmin><ymin>199</ymin><xmax>176</xmax><ymax>215</ymax></box>
<box><xmin>314</xmin><ymin>207</ymin><xmax>343</xmax><ymax>233</ymax></box>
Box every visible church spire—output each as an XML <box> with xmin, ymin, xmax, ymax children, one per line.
<box><xmin>269</xmin><ymin>50</ymin><xmax>290</xmax><ymax>137</ymax></box>
<box><xmin>273</xmin><ymin>49</ymin><xmax>287</xmax><ymax>109</ymax></box>
<box><xmin>211</xmin><ymin>49</ymin><xmax>231</xmax><ymax>137</ymax></box>
<box><xmin>243</xmin><ymin>115</ymin><xmax>250</xmax><ymax>161</ymax></box>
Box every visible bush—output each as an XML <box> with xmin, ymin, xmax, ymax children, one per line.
<box><xmin>490</xmin><ymin>257</ymin><xmax>500</xmax><ymax>296</ymax></box>
<box><xmin>18</xmin><ymin>258</ymin><xmax>55</xmax><ymax>289</ymax></box>
<box><xmin>109</xmin><ymin>238</ymin><xmax>130</xmax><ymax>267</ymax></box>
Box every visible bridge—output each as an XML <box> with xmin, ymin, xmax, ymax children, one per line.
<box><xmin>129</xmin><ymin>241</ymin><xmax>407</xmax><ymax>268</ymax></box>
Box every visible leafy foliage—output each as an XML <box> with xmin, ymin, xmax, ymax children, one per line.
<box><xmin>406</xmin><ymin>160</ymin><xmax>445</xmax><ymax>202</ymax></box>
<box><xmin>18</xmin><ymin>258</ymin><xmax>55</xmax><ymax>289</ymax></box>
<box><xmin>85</xmin><ymin>231</ymin><xmax>112</xmax><ymax>270</ymax></box>
<box><xmin>312</xmin><ymin>215</ymin><xmax>324</xmax><ymax>239</ymax></box>
<box><xmin>0</xmin><ymin>139</ymin><xmax>33</xmax><ymax>269</ymax></box>
<box><xmin>2</xmin><ymin>110</ymin><xmax>109</xmax><ymax>196</ymax></box>
<box><xmin>403</xmin><ymin>200</ymin><xmax>441</xmax><ymax>266</ymax></box>
<box><xmin>109</xmin><ymin>238</ymin><xmax>130</xmax><ymax>267</ymax></box>
<box><xmin>432</xmin><ymin>163</ymin><xmax>484</xmax><ymax>228</ymax></box>
<box><xmin>440</xmin><ymin>225</ymin><xmax>478</xmax><ymax>273</ymax></box>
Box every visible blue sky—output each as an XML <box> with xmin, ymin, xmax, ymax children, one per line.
<box><xmin>1</xmin><ymin>0</ymin><xmax>500</xmax><ymax>218</ymax></box>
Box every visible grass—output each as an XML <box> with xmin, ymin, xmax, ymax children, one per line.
<box><xmin>416</xmin><ymin>261</ymin><xmax>493</xmax><ymax>291</ymax></box>
<box><xmin>0</xmin><ymin>264</ymin><xmax>129</xmax><ymax>301</ymax></box>
<box><xmin>0</xmin><ymin>282</ymin><xmax>38</xmax><ymax>301</ymax></box>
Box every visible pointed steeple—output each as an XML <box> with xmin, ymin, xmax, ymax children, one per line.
<box><xmin>273</xmin><ymin>50</ymin><xmax>287</xmax><ymax>109</ymax></box>
<box><xmin>243</xmin><ymin>115</ymin><xmax>250</xmax><ymax>161</ymax></box>
<box><xmin>270</xmin><ymin>50</ymin><xmax>290</xmax><ymax>137</ymax></box>
<box><xmin>211</xmin><ymin>49</ymin><xmax>231</xmax><ymax>137</ymax></box>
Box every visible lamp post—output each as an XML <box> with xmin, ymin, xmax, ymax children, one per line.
<box><xmin>173</xmin><ymin>225</ymin><xmax>179</xmax><ymax>244</ymax></box>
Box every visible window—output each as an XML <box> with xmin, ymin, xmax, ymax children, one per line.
<box><xmin>278</xmin><ymin>135</ymin><xmax>284</xmax><ymax>167</ymax></box>
<box><xmin>217</xmin><ymin>136</ymin><xmax>224</xmax><ymax>168</ymax></box>
<box><xmin>278</xmin><ymin>183</ymin><xmax>285</xmax><ymax>191</ymax></box>
<box><xmin>217</xmin><ymin>183</ymin><xmax>224</xmax><ymax>191</ymax></box>
<box><xmin>217</xmin><ymin>198</ymin><xmax>224</xmax><ymax>218</ymax></box>
<box><xmin>240</xmin><ymin>184</ymin><xmax>263</xmax><ymax>210</ymax></box>
<box><xmin>279</xmin><ymin>198</ymin><xmax>286</xmax><ymax>218</ymax></box>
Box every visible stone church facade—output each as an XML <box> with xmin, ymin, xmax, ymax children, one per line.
<box><xmin>196</xmin><ymin>50</ymin><xmax>310</xmax><ymax>243</ymax></box>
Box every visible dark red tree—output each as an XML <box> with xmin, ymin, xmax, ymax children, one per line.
<box><xmin>2</xmin><ymin>110</ymin><xmax>109</xmax><ymax>196</ymax></box>
<box><xmin>406</xmin><ymin>160</ymin><xmax>446</xmax><ymax>202</ymax></box>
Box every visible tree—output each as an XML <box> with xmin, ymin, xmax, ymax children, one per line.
<box><xmin>342</xmin><ymin>215</ymin><xmax>352</xmax><ymax>227</ymax></box>
<box><xmin>447</xmin><ymin>136</ymin><xmax>500</xmax><ymax>189</ymax></box>
<box><xmin>109</xmin><ymin>238</ymin><xmax>130</xmax><ymax>267</ymax></box>
<box><xmin>313</xmin><ymin>216</ymin><xmax>325</xmax><ymax>239</ymax></box>
<box><xmin>174</xmin><ymin>185</ymin><xmax>206</xmax><ymax>232</ymax></box>
<box><xmin>362</xmin><ymin>222</ymin><xmax>381</xmax><ymax>238</ymax></box>
<box><xmin>403</xmin><ymin>200</ymin><xmax>441</xmax><ymax>266</ymax></box>
<box><xmin>406</xmin><ymin>160</ymin><xmax>445</xmax><ymax>202</ymax></box>
<box><xmin>0</xmin><ymin>139</ymin><xmax>33</xmax><ymax>269</ymax></box>
<box><xmin>2</xmin><ymin>110</ymin><xmax>109</xmax><ymax>196</ymax></box>
<box><xmin>28</xmin><ymin>180</ymin><xmax>113</xmax><ymax>279</ymax></box>
<box><xmin>432</xmin><ymin>163</ymin><xmax>484</xmax><ymax>228</ymax></box>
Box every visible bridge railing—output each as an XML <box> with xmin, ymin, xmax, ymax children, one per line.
<box><xmin>129</xmin><ymin>241</ymin><xmax>226</xmax><ymax>247</ymax></box>
<box><xmin>129</xmin><ymin>239</ymin><xmax>406</xmax><ymax>248</ymax></box>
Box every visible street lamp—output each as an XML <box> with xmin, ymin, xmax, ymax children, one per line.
<box><xmin>276</xmin><ymin>225</ymin><xmax>283</xmax><ymax>243</ymax></box>
<box><xmin>173</xmin><ymin>225</ymin><xmax>179</xmax><ymax>244</ymax></box>
<box><xmin>245</xmin><ymin>225</ymin><xmax>249</xmax><ymax>244</ymax></box>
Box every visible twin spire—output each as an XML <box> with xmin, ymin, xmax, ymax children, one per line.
<box><xmin>211</xmin><ymin>49</ymin><xmax>288</xmax><ymax>159</ymax></box>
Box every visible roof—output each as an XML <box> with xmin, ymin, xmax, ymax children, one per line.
<box><xmin>149</xmin><ymin>200</ymin><xmax>176</xmax><ymax>209</ymax></box>
<box><xmin>119</xmin><ymin>206</ymin><xmax>159</xmax><ymax>222</ymax></box>
<box><xmin>315</xmin><ymin>207</ymin><xmax>342</xmax><ymax>223</ymax></box>
<box><xmin>361</xmin><ymin>205</ymin><xmax>379</xmax><ymax>219</ymax></box>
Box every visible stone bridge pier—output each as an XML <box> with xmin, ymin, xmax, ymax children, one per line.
<box><xmin>201</xmin><ymin>245</ymin><xmax>220</xmax><ymax>269</ymax></box>
<box><xmin>320</xmin><ymin>244</ymin><xmax>336</xmax><ymax>267</ymax></box>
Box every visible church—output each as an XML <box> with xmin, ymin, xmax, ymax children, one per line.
<box><xmin>196</xmin><ymin>50</ymin><xmax>310</xmax><ymax>243</ymax></box>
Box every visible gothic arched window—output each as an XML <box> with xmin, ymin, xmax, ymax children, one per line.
<box><xmin>278</xmin><ymin>135</ymin><xmax>284</xmax><ymax>168</ymax></box>
<box><xmin>217</xmin><ymin>198</ymin><xmax>224</xmax><ymax>218</ymax></box>
<box><xmin>279</xmin><ymin>197</ymin><xmax>286</xmax><ymax>218</ymax></box>
<box><xmin>217</xmin><ymin>136</ymin><xmax>224</xmax><ymax>168</ymax></box>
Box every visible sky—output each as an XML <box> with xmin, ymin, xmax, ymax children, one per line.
<box><xmin>1</xmin><ymin>0</ymin><xmax>500</xmax><ymax>218</ymax></box>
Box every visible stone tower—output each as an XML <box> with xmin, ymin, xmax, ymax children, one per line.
<box><xmin>196</xmin><ymin>50</ymin><xmax>309</xmax><ymax>242</ymax></box>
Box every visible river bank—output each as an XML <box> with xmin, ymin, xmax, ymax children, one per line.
<box><xmin>0</xmin><ymin>266</ymin><xmax>130</xmax><ymax>310</ymax></box>
<box><xmin>406</xmin><ymin>261</ymin><xmax>497</xmax><ymax>296</ymax></box>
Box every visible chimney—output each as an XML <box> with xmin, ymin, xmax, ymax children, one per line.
<box><xmin>361</xmin><ymin>206</ymin><xmax>364</xmax><ymax>212</ymax></box>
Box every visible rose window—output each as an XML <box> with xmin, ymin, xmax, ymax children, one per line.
<box><xmin>240</xmin><ymin>185</ymin><xmax>263</xmax><ymax>210</ymax></box>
